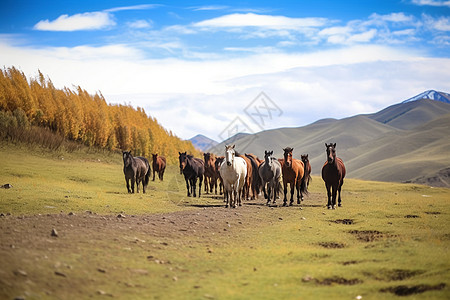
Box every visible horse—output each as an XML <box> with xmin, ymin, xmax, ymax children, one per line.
<box><xmin>245</xmin><ymin>153</ymin><xmax>262</xmax><ymax>200</ymax></box>
<box><xmin>152</xmin><ymin>154</ymin><xmax>166</xmax><ymax>181</ymax></box>
<box><xmin>301</xmin><ymin>154</ymin><xmax>312</xmax><ymax>194</ymax></box>
<box><xmin>238</xmin><ymin>154</ymin><xmax>253</xmax><ymax>201</ymax></box>
<box><xmin>258</xmin><ymin>150</ymin><xmax>282</xmax><ymax>206</ymax></box>
<box><xmin>214</xmin><ymin>156</ymin><xmax>225</xmax><ymax>195</ymax></box>
<box><xmin>178</xmin><ymin>152</ymin><xmax>205</xmax><ymax>198</ymax></box>
<box><xmin>203</xmin><ymin>153</ymin><xmax>218</xmax><ymax>194</ymax></box>
<box><xmin>122</xmin><ymin>151</ymin><xmax>151</xmax><ymax>194</ymax></box>
<box><xmin>321</xmin><ymin>143</ymin><xmax>346</xmax><ymax>209</ymax></box>
<box><xmin>219</xmin><ymin>145</ymin><xmax>247</xmax><ymax>208</ymax></box>
<box><xmin>281</xmin><ymin>147</ymin><xmax>306</xmax><ymax>206</ymax></box>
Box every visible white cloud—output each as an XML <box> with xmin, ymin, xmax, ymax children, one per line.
<box><xmin>423</xmin><ymin>15</ymin><xmax>450</xmax><ymax>31</ymax></box>
<box><xmin>34</xmin><ymin>11</ymin><xmax>115</xmax><ymax>31</ymax></box>
<box><xmin>104</xmin><ymin>4</ymin><xmax>160</xmax><ymax>12</ymax></box>
<box><xmin>127</xmin><ymin>20</ymin><xmax>153</xmax><ymax>29</ymax></box>
<box><xmin>368</xmin><ymin>12</ymin><xmax>415</xmax><ymax>24</ymax></box>
<box><xmin>411</xmin><ymin>0</ymin><xmax>450</xmax><ymax>7</ymax></box>
<box><xmin>193</xmin><ymin>13</ymin><xmax>328</xmax><ymax>30</ymax></box>
<box><xmin>190</xmin><ymin>5</ymin><xmax>229</xmax><ymax>11</ymax></box>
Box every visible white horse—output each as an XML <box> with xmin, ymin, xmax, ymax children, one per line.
<box><xmin>219</xmin><ymin>145</ymin><xmax>247</xmax><ymax>208</ymax></box>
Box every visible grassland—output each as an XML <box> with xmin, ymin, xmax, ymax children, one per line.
<box><xmin>0</xmin><ymin>143</ymin><xmax>449</xmax><ymax>299</ymax></box>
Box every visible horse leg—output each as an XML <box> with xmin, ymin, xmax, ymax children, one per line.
<box><xmin>185</xmin><ymin>178</ymin><xmax>191</xmax><ymax>197</ymax></box>
<box><xmin>282</xmin><ymin>181</ymin><xmax>288</xmax><ymax>206</ymax></box>
<box><xmin>152</xmin><ymin>169</ymin><xmax>156</xmax><ymax>181</ymax></box>
<box><xmin>289</xmin><ymin>182</ymin><xmax>295</xmax><ymax>206</ymax></box>
<box><xmin>191</xmin><ymin>178</ymin><xmax>197</xmax><ymax>197</ymax></box>
<box><xmin>338</xmin><ymin>180</ymin><xmax>343</xmax><ymax>207</ymax></box>
<box><xmin>135</xmin><ymin>178</ymin><xmax>140</xmax><ymax>194</ymax></box>
<box><xmin>326</xmin><ymin>183</ymin><xmax>332</xmax><ymax>209</ymax></box>
<box><xmin>204</xmin><ymin>176</ymin><xmax>208</xmax><ymax>194</ymax></box>
<box><xmin>266</xmin><ymin>185</ymin><xmax>272</xmax><ymax>206</ymax></box>
<box><xmin>331</xmin><ymin>185</ymin><xmax>338</xmax><ymax>209</ymax></box>
<box><xmin>125</xmin><ymin>178</ymin><xmax>131</xmax><ymax>193</ymax></box>
<box><xmin>142</xmin><ymin>177</ymin><xmax>146</xmax><ymax>194</ymax></box>
<box><xmin>296</xmin><ymin>180</ymin><xmax>301</xmax><ymax>204</ymax></box>
<box><xmin>199</xmin><ymin>176</ymin><xmax>203</xmax><ymax>198</ymax></box>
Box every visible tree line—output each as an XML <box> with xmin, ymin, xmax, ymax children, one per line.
<box><xmin>0</xmin><ymin>66</ymin><xmax>200</xmax><ymax>163</ymax></box>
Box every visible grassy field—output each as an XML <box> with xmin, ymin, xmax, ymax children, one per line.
<box><xmin>0</xmin><ymin>143</ymin><xmax>449</xmax><ymax>299</ymax></box>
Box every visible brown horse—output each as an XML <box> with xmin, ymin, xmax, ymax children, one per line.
<box><xmin>215</xmin><ymin>156</ymin><xmax>225</xmax><ymax>196</ymax></box>
<box><xmin>321</xmin><ymin>143</ymin><xmax>346</xmax><ymax>209</ymax></box>
<box><xmin>203</xmin><ymin>153</ymin><xmax>218</xmax><ymax>194</ymax></box>
<box><xmin>122</xmin><ymin>151</ymin><xmax>151</xmax><ymax>194</ymax></box>
<box><xmin>301</xmin><ymin>154</ymin><xmax>312</xmax><ymax>198</ymax></box>
<box><xmin>152</xmin><ymin>154</ymin><xmax>166</xmax><ymax>181</ymax></box>
<box><xmin>245</xmin><ymin>153</ymin><xmax>262</xmax><ymax>200</ymax></box>
<box><xmin>281</xmin><ymin>147</ymin><xmax>305</xmax><ymax>206</ymax></box>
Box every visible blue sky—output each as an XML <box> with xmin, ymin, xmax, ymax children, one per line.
<box><xmin>1</xmin><ymin>1</ymin><xmax>449</xmax><ymax>141</ymax></box>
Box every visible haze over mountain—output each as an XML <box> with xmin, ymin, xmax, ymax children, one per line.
<box><xmin>189</xmin><ymin>134</ymin><xmax>218</xmax><ymax>152</ymax></box>
<box><xmin>207</xmin><ymin>90</ymin><xmax>450</xmax><ymax>187</ymax></box>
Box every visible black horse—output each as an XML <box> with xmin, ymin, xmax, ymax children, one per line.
<box><xmin>122</xmin><ymin>151</ymin><xmax>151</xmax><ymax>194</ymax></box>
<box><xmin>178</xmin><ymin>152</ymin><xmax>205</xmax><ymax>197</ymax></box>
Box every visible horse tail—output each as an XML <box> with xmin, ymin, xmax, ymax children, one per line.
<box><xmin>300</xmin><ymin>175</ymin><xmax>309</xmax><ymax>195</ymax></box>
<box><xmin>143</xmin><ymin>158</ymin><xmax>151</xmax><ymax>186</ymax></box>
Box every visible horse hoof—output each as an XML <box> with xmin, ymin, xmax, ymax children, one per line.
<box><xmin>332</xmin><ymin>205</ymin><xmax>336</xmax><ymax>210</ymax></box>
<box><xmin>327</xmin><ymin>206</ymin><xmax>332</xmax><ymax>210</ymax></box>
<box><xmin>338</xmin><ymin>203</ymin><xmax>342</xmax><ymax>207</ymax></box>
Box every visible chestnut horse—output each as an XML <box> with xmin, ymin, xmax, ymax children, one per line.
<box><xmin>152</xmin><ymin>154</ymin><xmax>166</xmax><ymax>181</ymax></box>
<box><xmin>203</xmin><ymin>153</ymin><xmax>218</xmax><ymax>194</ymax></box>
<box><xmin>245</xmin><ymin>153</ymin><xmax>262</xmax><ymax>200</ymax></box>
<box><xmin>281</xmin><ymin>147</ymin><xmax>306</xmax><ymax>206</ymax></box>
<box><xmin>321</xmin><ymin>143</ymin><xmax>346</xmax><ymax>209</ymax></box>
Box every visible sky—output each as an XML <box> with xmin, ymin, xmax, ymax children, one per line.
<box><xmin>1</xmin><ymin>0</ymin><xmax>449</xmax><ymax>142</ymax></box>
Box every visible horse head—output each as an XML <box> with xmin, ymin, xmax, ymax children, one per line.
<box><xmin>283</xmin><ymin>147</ymin><xmax>294</xmax><ymax>167</ymax></box>
<box><xmin>215</xmin><ymin>156</ymin><xmax>225</xmax><ymax>171</ymax></box>
<box><xmin>178</xmin><ymin>151</ymin><xmax>188</xmax><ymax>174</ymax></box>
<box><xmin>123</xmin><ymin>151</ymin><xmax>133</xmax><ymax>167</ymax></box>
<box><xmin>325</xmin><ymin>143</ymin><xmax>337</xmax><ymax>164</ymax></box>
<box><xmin>152</xmin><ymin>153</ymin><xmax>158</xmax><ymax>163</ymax></box>
<box><xmin>264</xmin><ymin>150</ymin><xmax>274</xmax><ymax>165</ymax></box>
<box><xmin>301</xmin><ymin>154</ymin><xmax>309</xmax><ymax>163</ymax></box>
<box><xmin>225</xmin><ymin>145</ymin><xmax>235</xmax><ymax>166</ymax></box>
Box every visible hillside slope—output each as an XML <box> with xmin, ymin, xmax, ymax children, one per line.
<box><xmin>209</xmin><ymin>98</ymin><xmax>450</xmax><ymax>187</ymax></box>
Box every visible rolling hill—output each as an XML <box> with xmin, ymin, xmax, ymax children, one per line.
<box><xmin>208</xmin><ymin>91</ymin><xmax>450</xmax><ymax>187</ymax></box>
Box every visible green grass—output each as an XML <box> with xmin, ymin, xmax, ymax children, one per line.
<box><xmin>0</xmin><ymin>143</ymin><xmax>449</xmax><ymax>299</ymax></box>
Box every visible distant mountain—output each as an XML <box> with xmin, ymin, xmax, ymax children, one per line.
<box><xmin>209</xmin><ymin>91</ymin><xmax>450</xmax><ymax>187</ymax></box>
<box><xmin>368</xmin><ymin>99</ymin><xmax>450</xmax><ymax>130</ymax></box>
<box><xmin>402</xmin><ymin>90</ymin><xmax>450</xmax><ymax>104</ymax></box>
<box><xmin>189</xmin><ymin>134</ymin><xmax>218</xmax><ymax>152</ymax></box>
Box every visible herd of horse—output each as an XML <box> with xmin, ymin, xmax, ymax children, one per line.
<box><xmin>122</xmin><ymin>143</ymin><xmax>346</xmax><ymax>210</ymax></box>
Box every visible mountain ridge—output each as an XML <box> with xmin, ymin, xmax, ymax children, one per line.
<box><xmin>206</xmin><ymin>90</ymin><xmax>450</xmax><ymax>187</ymax></box>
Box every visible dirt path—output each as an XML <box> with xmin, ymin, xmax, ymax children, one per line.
<box><xmin>0</xmin><ymin>193</ymin><xmax>323</xmax><ymax>299</ymax></box>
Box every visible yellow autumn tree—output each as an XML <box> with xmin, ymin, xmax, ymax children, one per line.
<box><xmin>0</xmin><ymin>66</ymin><xmax>201</xmax><ymax>163</ymax></box>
